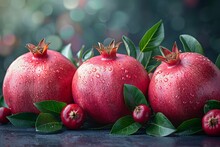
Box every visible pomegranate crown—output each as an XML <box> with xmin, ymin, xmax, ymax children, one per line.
<box><xmin>94</xmin><ymin>40</ymin><xmax>122</xmax><ymax>59</ymax></box>
<box><xmin>26</xmin><ymin>39</ymin><xmax>50</xmax><ymax>57</ymax></box>
<box><xmin>154</xmin><ymin>42</ymin><xmax>180</xmax><ymax>66</ymax></box>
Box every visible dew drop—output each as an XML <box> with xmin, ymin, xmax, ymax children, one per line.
<box><xmin>124</xmin><ymin>69</ymin><xmax>128</xmax><ymax>73</ymax></box>
<box><xmin>92</xmin><ymin>68</ymin><xmax>97</xmax><ymax>72</ymax></box>
<box><xmin>121</xmin><ymin>77</ymin><xmax>125</xmax><ymax>80</ymax></box>
<box><xmin>96</xmin><ymin>73</ymin><xmax>100</xmax><ymax>78</ymax></box>
<box><xmin>182</xmin><ymin>101</ymin><xmax>187</xmax><ymax>104</ymax></box>
<box><xmin>164</xmin><ymin>78</ymin><xmax>168</xmax><ymax>82</ymax></box>
<box><xmin>108</xmin><ymin>67</ymin><xmax>113</xmax><ymax>71</ymax></box>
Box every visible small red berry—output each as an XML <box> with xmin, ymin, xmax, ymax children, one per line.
<box><xmin>132</xmin><ymin>104</ymin><xmax>151</xmax><ymax>124</ymax></box>
<box><xmin>0</xmin><ymin>107</ymin><xmax>12</xmax><ymax>124</ymax></box>
<box><xmin>202</xmin><ymin>109</ymin><xmax>220</xmax><ymax>136</ymax></box>
<box><xmin>61</xmin><ymin>104</ymin><xmax>85</xmax><ymax>129</ymax></box>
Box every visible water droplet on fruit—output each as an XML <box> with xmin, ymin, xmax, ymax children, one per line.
<box><xmin>189</xmin><ymin>101</ymin><xmax>193</xmax><ymax>104</ymax></box>
<box><xmin>124</xmin><ymin>69</ymin><xmax>128</xmax><ymax>73</ymax></box>
<box><xmin>101</xmin><ymin>80</ymin><xmax>105</xmax><ymax>83</ymax></box>
<box><xmin>96</xmin><ymin>73</ymin><xmax>100</xmax><ymax>78</ymax></box>
<box><xmin>159</xmin><ymin>86</ymin><xmax>162</xmax><ymax>90</ymax></box>
<box><xmin>108</xmin><ymin>67</ymin><xmax>113</xmax><ymax>71</ymax></box>
<box><xmin>92</xmin><ymin>68</ymin><xmax>97</xmax><ymax>72</ymax></box>
<box><xmin>126</xmin><ymin>74</ymin><xmax>131</xmax><ymax>79</ymax></box>
<box><xmin>182</xmin><ymin>101</ymin><xmax>187</xmax><ymax>104</ymax></box>
<box><xmin>158</xmin><ymin>70</ymin><xmax>162</xmax><ymax>74</ymax></box>
<box><xmin>88</xmin><ymin>71</ymin><xmax>92</xmax><ymax>74</ymax></box>
<box><xmin>164</xmin><ymin>78</ymin><xmax>168</xmax><ymax>82</ymax></box>
<box><xmin>121</xmin><ymin>77</ymin><xmax>125</xmax><ymax>80</ymax></box>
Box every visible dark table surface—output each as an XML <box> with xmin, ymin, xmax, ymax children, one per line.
<box><xmin>0</xmin><ymin>124</ymin><xmax>220</xmax><ymax>147</ymax></box>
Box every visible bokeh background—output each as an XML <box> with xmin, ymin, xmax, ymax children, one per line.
<box><xmin>1</xmin><ymin>0</ymin><xmax>220</xmax><ymax>95</ymax></box>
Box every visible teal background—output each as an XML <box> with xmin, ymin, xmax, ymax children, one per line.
<box><xmin>1</xmin><ymin>0</ymin><xmax>220</xmax><ymax>95</ymax></box>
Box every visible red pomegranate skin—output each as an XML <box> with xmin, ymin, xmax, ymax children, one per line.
<box><xmin>72</xmin><ymin>41</ymin><xmax>149</xmax><ymax>124</ymax></box>
<box><xmin>148</xmin><ymin>44</ymin><xmax>220</xmax><ymax>126</ymax></box>
<box><xmin>3</xmin><ymin>39</ymin><xmax>76</xmax><ymax>114</ymax></box>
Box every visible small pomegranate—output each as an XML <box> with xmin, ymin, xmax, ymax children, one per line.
<box><xmin>133</xmin><ymin>104</ymin><xmax>151</xmax><ymax>124</ymax></box>
<box><xmin>202</xmin><ymin>109</ymin><xmax>220</xmax><ymax>136</ymax></box>
<box><xmin>72</xmin><ymin>40</ymin><xmax>150</xmax><ymax>124</ymax></box>
<box><xmin>0</xmin><ymin>107</ymin><xmax>11</xmax><ymax>124</ymax></box>
<box><xmin>148</xmin><ymin>43</ymin><xmax>220</xmax><ymax>126</ymax></box>
<box><xmin>61</xmin><ymin>104</ymin><xmax>85</xmax><ymax>129</ymax></box>
<box><xmin>3</xmin><ymin>39</ymin><xmax>77</xmax><ymax>114</ymax></box>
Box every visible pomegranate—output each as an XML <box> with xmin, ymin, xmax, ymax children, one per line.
<box><xmin>0</xmin><ymin>107</ymin><xmax>11</xmax><ymax>124</ymax></box>
<box><xmin>61</xmin><ymin>104</ymin><xmax>85</xmax><ymax>129</ymax></box>
<box><xmin>148</xmin><ymin>43</ymin><xmax>220</xmax><ymax>126</ymax></box>
<box><xmin>72</xmin><ymin>40</ymin><xmax>150</xmax><ymax>124</ymax></box>
<box><xmin>202</xmin><ymin>109</ymin><xmax>220</xmax><ymax>136</ymax></box>
<box><xmin>133</xmin><ymin>104</ymin><xmax>151</xmax><ymax>124</ymax></box>
<box><xmin>3</xmin><ymin>39</ymin><xmax>76</xmax><ymax>114</ymax></box>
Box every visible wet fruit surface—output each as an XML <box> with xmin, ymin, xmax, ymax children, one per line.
<box><xmin>72</xmin><ymin>41</ymin><xmax>150</xmax><ymax>124</ymax></box>
<box><xmin>148</xmin><ymin>44</ymin><xmax>220</xmax><ymax>126</ymax></box>
<box><xmin>3</xmin><ymin>39</ymin><xmax>76</xmax><ymax>114</ymax></box>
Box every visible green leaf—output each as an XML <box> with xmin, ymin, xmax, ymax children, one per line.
<box><xmin>123</xmin><ymin>84</ymin><xmax>148</xmax><ymax>111</ymax></box>
<box><xmin>34</xmin><ymin>100</ymin><xmax>67</xmax><ymax>115</ymax></box>
<box><xmin>35</xmin><ymin>113</ymin><xmax>62</xmax><ymax>134</ymax></box>
<box><xmin>215</xmin><ymin>54</ymin><xmax>220</xmax><ymax>69</ymax></box>
<box><xmin>139</xmin><ymin>51</ymin><xmax>152</xmax><ymax>69</ymax></box>
<box><xmin>77</xmin><ymin>45</ymin><xmax>85</xmax><ymax>59</ymax></box>
<box><xmin>175</xmin><ymin>118</ymin><xmax>202</xmax><ymax>136</ymax></box>
<box><xmin>179</xmin><ymin>34</ymin><xmax>204</xmax><ymax>55</ymax></box>
<box><xmin>122</xmin><ymin>35</ymin><xmax>137</xmax><ymax>58</ymax></box>
<box><xmin>146</xmin><ymin>63</ymin><xmax>160</xmax><ymax>73</ymax></box>
<box><xmin>110</xmin><ymin>115</ymin><xmax>141</xmax><ymax>135</ymax></box>
<box><xmin>0</xmin><ymin>95</ymin><xmax>8</xmax><ymax>108</ymax></box>
<box><xmin>146</xmin><ymin>112</ymin><xmax>176</xmax><ymax>137</ymax></box>
<box><xmin>139</xmin><ymin>20</ymin><xmax>164</xmax><ymax>52</ymax></box>
<box><xmin>61</xmin><ymin>44</ymin><xmax>74</xmax><ymax>62</ymax></box>
<box><xmin>7</xmin><ymin>113</ymin><xmax>38</xmax><ymax>128</ymax></box>
<box><xmin>204</xmin><ymin>100</ymin><xmax>220</xmax><ymax>114</ymax></box>
<box><xmin>82</xmin><ymin>48</ymin><xmax>94</xmax><ymax>62</ymax></box>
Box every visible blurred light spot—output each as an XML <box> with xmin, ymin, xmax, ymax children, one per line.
<box><xmin>169</xmin><ymin>2</ymin><xmax>183</xmax><ymax>16</ymax></box>
<box><xmin>46</xmin><ymin>35</ymin><xmax>62</xmax><ymax>51</ymax></box>
<box><xmin>108</xmin><ymin>11</ymin><xmax>129</xmax><ymax>30</ymax></box>
<box><xmin>32</xmin><ymin>11</ymin><xmax>45</xmax><ymax>25</ymax></box>
<box><xmin>98</xmin><ymin>10</ymin><xmax>110</xmax><ymax>23</ymax></box>
<box><xmin>171</xmin><ymin>16</ymin><xmax>185</xmax><ymax>31</ymax></box>
<box><xmin>0</xmin><ymin>0</ymin><xmax>10</xmax><ymax>7</ymax></box>
<box><xmin>10</xmin><ymin>0</ymin><xmax>26</xmax><ymax>9</ymax></box>
<box><xmin>42</xmin><ymin>4</ymin><xmax>53</xmax><ymax>16</ymax></box>
<box><xmin>87</xmin><ymin>0</ymin><xmax>104</xmax><ymax>10</ymax></box>
<box><xmin>70</xmin><ymin>8</ymin><xmax>85</xmax><ymax>22</ymax></box>
<box><xmin>63</xmin><ymin>0</ymin><xmax>79</xmax><ymax>10</ymax></box>
<box><xmin>59</xmin><ymin>25</ymin><xmax>75</xmax><ymax>40</ymax></box>
<box><xmin>3</xmin><ymin>34</ymin><xmax>16</xmax><ymax>46</ymax></box>
<box><xmin>94</xmin><ymin>23</ymin><xmax>106</xmax><ymax>33</ymax></box>
<box><xmin>35</xmin><ymin>27</ymin><xmax>51</xmax><ymax>42</ymax></box>
<box><xmin>85</xmin><ymin>0</ymin><xmax>104</xmax><ymax>15</ymax></box>
<box><xmin>184</xmin><ymin>0</ymin><xmax>199</xmax><ymax>8</ymax></box>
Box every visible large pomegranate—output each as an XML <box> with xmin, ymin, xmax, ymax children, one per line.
<box><xmin>148</xmin><ymin>43</ymin><xmax>220</xmax><ymax>126</ymax></box>
<box><xmin>72</xmin><ymin>40</ymin><xmax>150</xmax><ymax>124</ymax></box>
<box><xmin>3</xmin><ymin>39</ymin><xmax>77</xmax><ymax>114</ymax></box>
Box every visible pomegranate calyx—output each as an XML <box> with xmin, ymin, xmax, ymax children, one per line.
<box><xmin>95</xmin><ymin>40</ymin><xmax>121</xmax><ymax>60</ymax></box>
<box><xmin>154</xmin><ymin>42</ymin><xmax>180</xmax><ymax>66</ymax></box>
<box><xmin>26</xmin><ymin>38</ymin><xmax>50</xmax><ymax>57</ymax></box>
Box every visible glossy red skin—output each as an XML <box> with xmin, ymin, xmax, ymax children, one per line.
<box><xmin>72</xmin><ymin>54</ymin><xmax>149</xmax><ymax>124</ymax></box>
<box><xmin>148</xmin><ymin>52</ymin><xmax>220</xmax><ymax>126</ymax></box>
<box><xmin>3</xmin><ymin>50</ymin><xmax>76</xmax><ymax>114</ymax></box>
<box><xmin>202</xmin><ymin>109</ymin><xmax>220</xmax><ymax>136</ymax></box>
<box><xmin>0</xmin><ymin>107</ymin><xmax>11</xmax><ymax>124</ymax></box>
<box><xmin>133</xmin><ymin>104</ymin><xmax>151</xmax><ymax>124</ymax></box>
<box><xmin>61</xmin><ymin>104</ymin><xmax>85</xmax><ymax>129</ymax></box>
